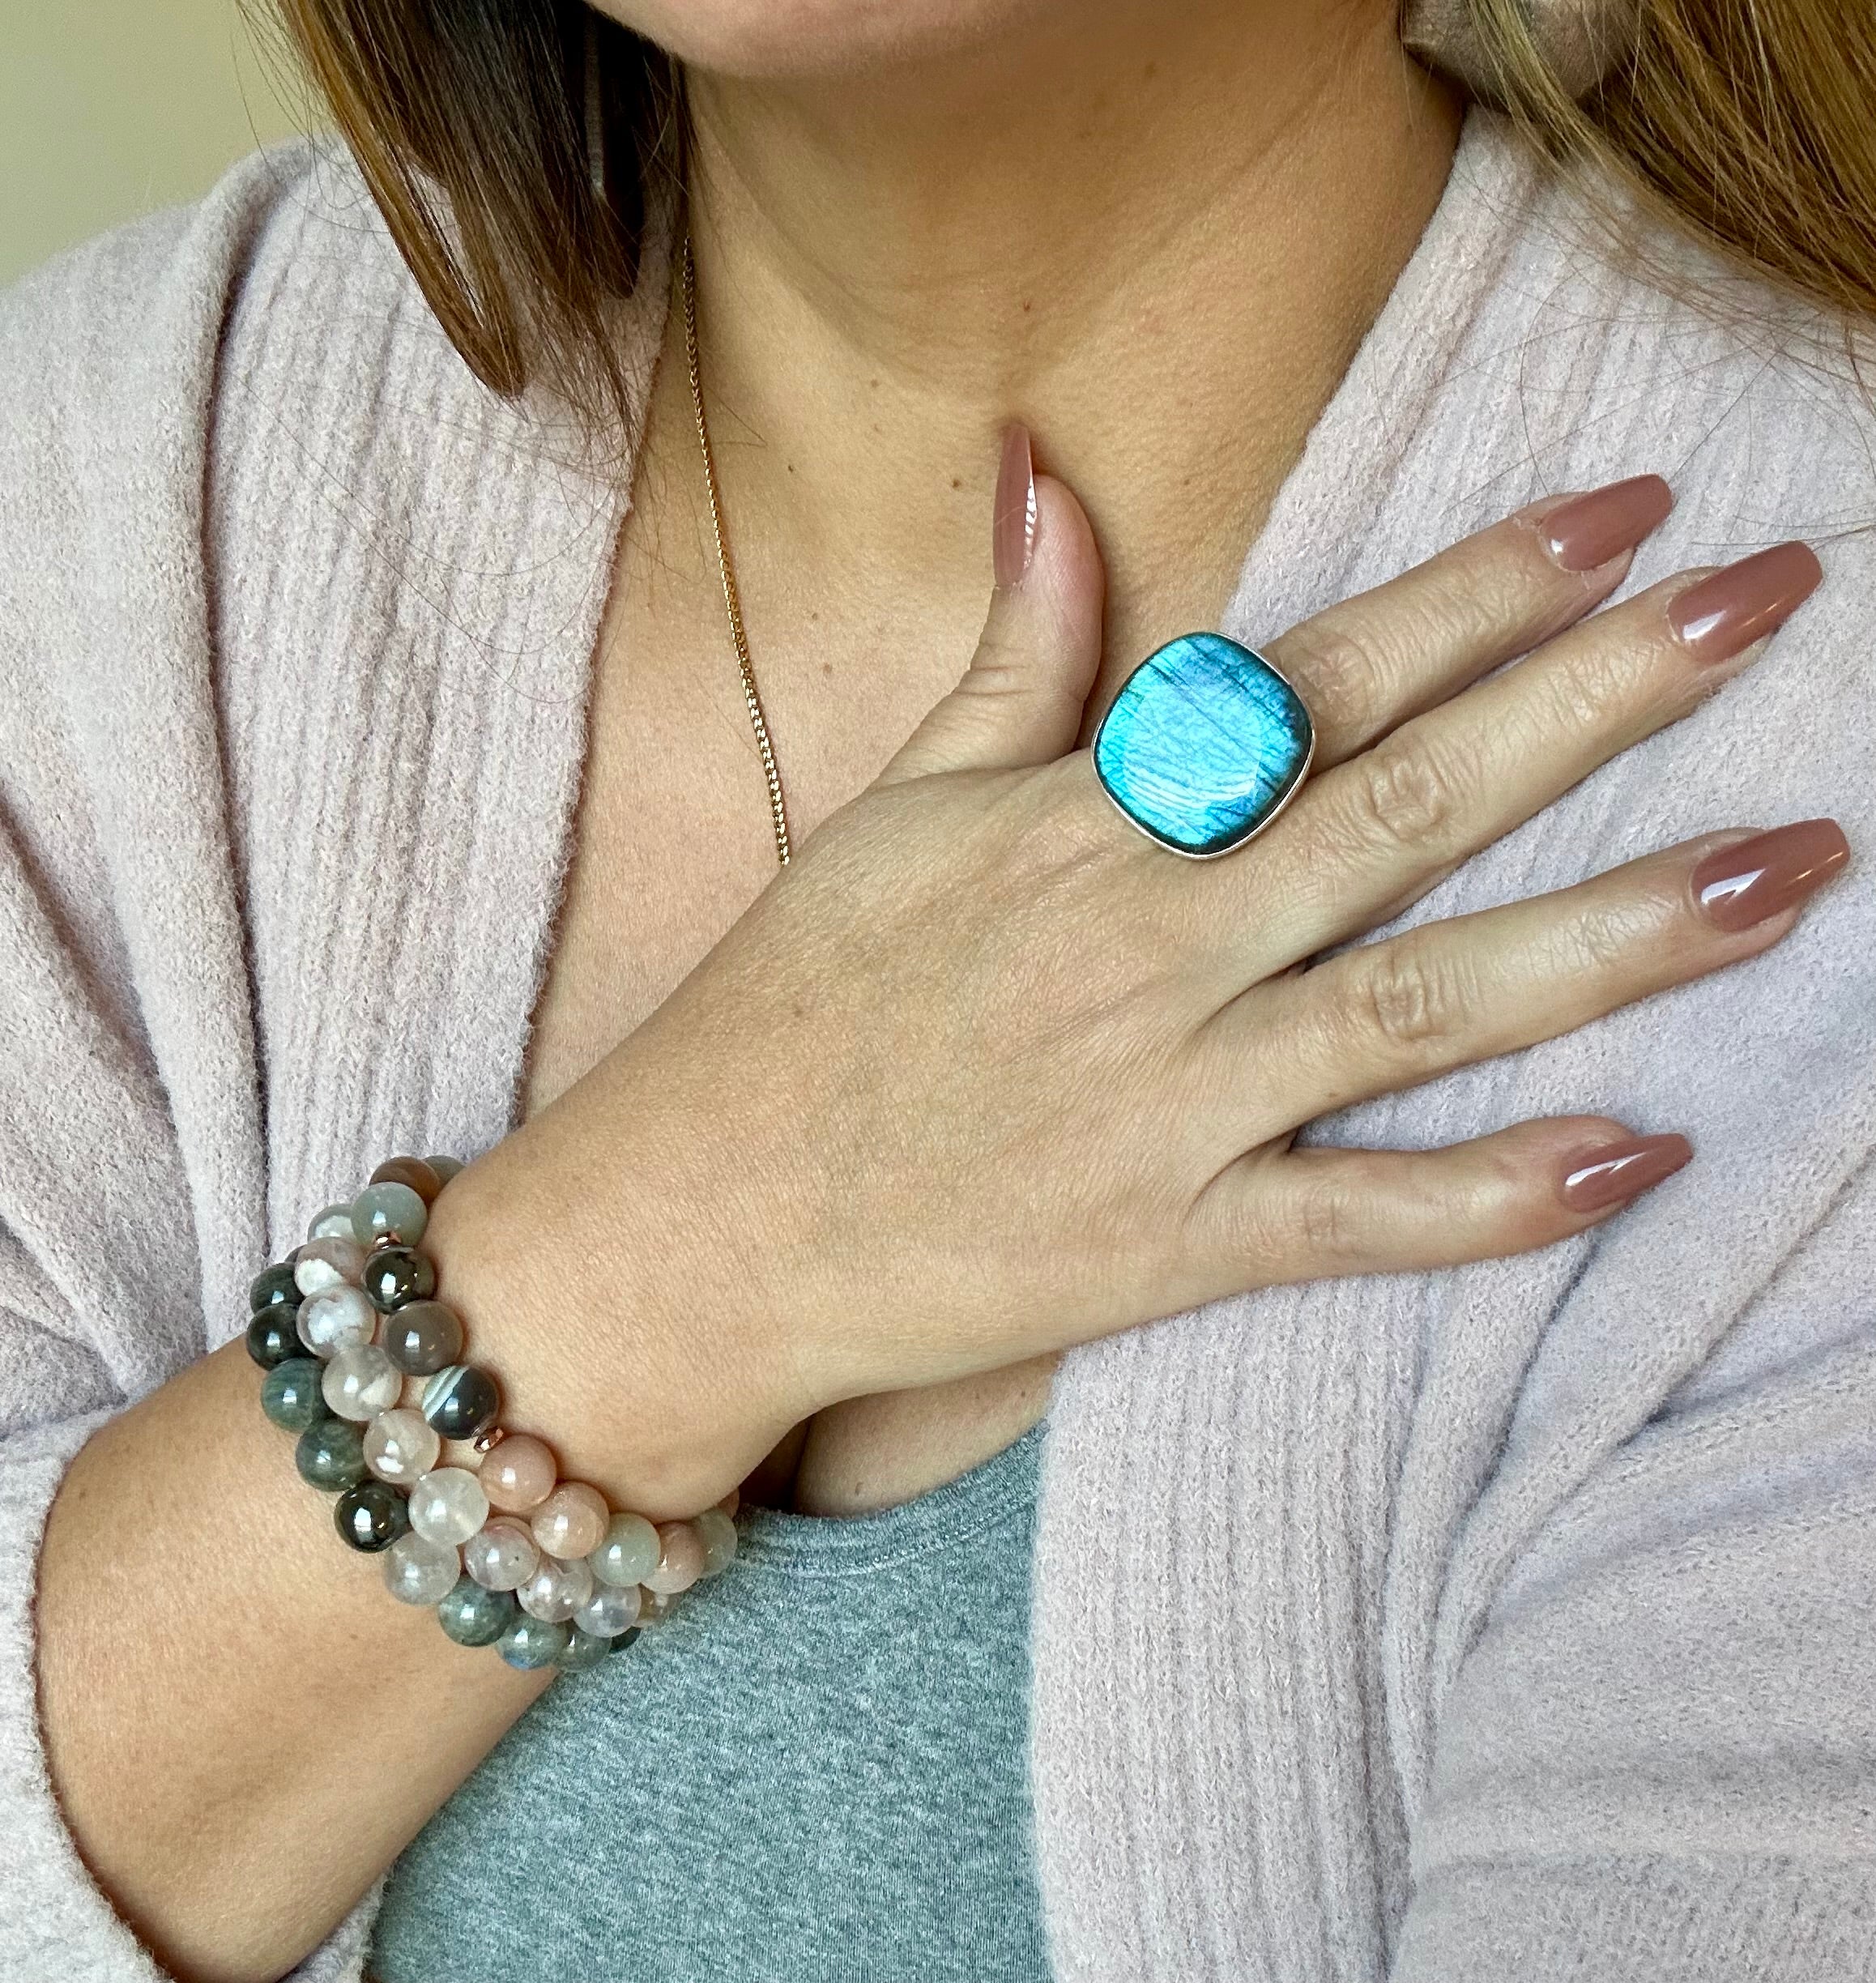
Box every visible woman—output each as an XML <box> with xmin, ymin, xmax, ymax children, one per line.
<box><xmin>2</xmin><ymin>0</ymin><xmax>1871</xmax><ymax>1977</ymax></box>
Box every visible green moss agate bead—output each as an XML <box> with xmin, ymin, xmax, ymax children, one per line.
<box><xmin>261</xmin><ymin>1357</ymin><xmax>331</xmax><ymax>1432</ymax></box>
<box><xmin>245</xmin><ymin>1310</ymin><xmax>305</xmax><ymax>1371</ymax></box>
<box><xmin>420</xmin><ymin>1363</ymin><xmax>500</xmax><ymax>1440</ymax></box>
<box><xmin>295</xmin><ymin>1417</ymin><xmax>369</xmax><ymax>1493</ymax></box>
<box><xmin>497</xmin><ymin>1614</ymin><xmax>570</xmax><ymax>1671</ymax></box>
<box><xmin>554</xmin><ymin>1626</ymin><xmax>612</xmax><ymax>1674</ymax></box>
<box><xmin>335</xmin><ymin>1479</ymin><xmax>411</xmax><ymax>1553</ymax></box>
<box><xmin>249</xmin><ymin>1263</ymin><xmax>301</xmax><ymax>1316</ymax></box>
<box><xmin>437</xmin><ymin>1575</ymin><xmax>516</xmax><ymax>1648</ymax></box>
<box><xmin>362</xmin><ymin>1245</ymin><xmax>437</xmax><ymax>1315</ymax></box>
<box><xmin>351</xmin><ymin>1181</ymin><xmax>428</xmax><ymax>1248</ymax></box>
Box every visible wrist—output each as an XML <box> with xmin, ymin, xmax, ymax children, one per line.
<box><xmin>420</xmin><ymin>1116</ymin><xmax>813</xmax><ymax>1519</ymax></box>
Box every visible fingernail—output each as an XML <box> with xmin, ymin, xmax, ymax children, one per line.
<box><xmin>1559</xmin><ymin>1132</ymin><xmax>1692</xmax><ymax>1213</ymax></box>
<box><xmin>993</xmin><ymin>422</ymin><xmax>1037</xmax><ymax>589</ymax></box>
<box><xmin>1692</xmin><ymin>818</ymin><xmax>1850</xmax><ymax>932</ymax></box>
<box><xmin>1667</xmin><ymin>541</ymin><xmax>1823</xmax><ymax>663</ymax></box>
<box><xmin>1539</xmin><ymin>474</ymin><xmax>1674</xmax><ymax>572</ymax></box>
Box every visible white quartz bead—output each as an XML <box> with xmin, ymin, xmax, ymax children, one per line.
<box><xmin>518</xmin><ymin>1552</ymin><xmax>595</xmax><ymax>1623</ymax></box>
<box><xmin>382</xmin><ymin>1533</ymin><xmax>461</xmax><ymax>1607</ymax></box>
<box><xmin>298</xmin><ymin>1285</ymin><xmax>377</xmax><ymax>1360</ymax></box>
<box><xmin>409</xmin><ymin>1466</ymin><xmax>489</xmax><ymax>1548</ymax></box>
<box><xmin>363</xmin><ymin>1406</ymin><xmax>440</xmax><ymax>1484</ymax></box>
<box><xmin>294</xmin><ymin>1234</ymin><xmax>366</xmax><ymax>1295</ymax></box>
<box><xmin>463</xmin><ymin>1517</ymin><xmax>539</xmax><ymax>1593</ymax></box>
<box><xmin>573</xmin><ymin>1581</ymin><xmax>642</xmax><ymax>1639</ymax></box>
<box><xmin>322</xmin><ymin>1343</ymin><xmax>403</xmax><ymax>1421</ymax></box>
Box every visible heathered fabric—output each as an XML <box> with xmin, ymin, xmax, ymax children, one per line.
<box><xmin>369</xmin><ymin>1423</ymin><xmax>1049</xmax><ymax>1983</ymax></box>
<box><xmin>1</xmin><ymin>110</ymin><xmax>1875</xmax><ymax>1981</ymax></box>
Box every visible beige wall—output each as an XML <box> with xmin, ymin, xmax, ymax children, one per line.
<box><xmin>0</xmin><ymin>0</ymin><xmax>309</xmax><ymax>289</ymax></box>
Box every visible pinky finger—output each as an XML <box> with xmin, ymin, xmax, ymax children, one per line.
<box><xmin>1190</xmin><ymin>1115</ymin><xmax>1691</xmax><ymax>1291</ymax></box>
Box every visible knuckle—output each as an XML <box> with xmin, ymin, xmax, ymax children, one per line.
<box><xmin>1346</xmin><ymin>731</ymin><xmax>1469</xmax><ymax>852</ymax></box>
<box><xmin>1354</xmin><ymin>940</ymin><xmax>1479</xmax><ymax>1053</ymax></box>
<box><xmin>1273</xmin><ymin>620</ymin><xmax>1392</xmax><ymax>734</ymax></box>
<box><xmin>1291</xmin><ymin>1169</ymin><xmax>1362</xmax><ymax>1264</ymax></box>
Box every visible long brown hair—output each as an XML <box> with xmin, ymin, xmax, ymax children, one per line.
<box><xmin>271</xmin><ymin>0</ymin><xmax>1876</xmax><ymax>429</ymax></box>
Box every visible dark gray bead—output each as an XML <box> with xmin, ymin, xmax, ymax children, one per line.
<box><xmin>245</xmin><ymin>1310</ymin><xmax>305</xmax><ymax>1371</ymax></box>
<box><xmin>363</xmin><ymin>1245</ymin><xmax>437</xmax><ymax>1314</ymax></box>
<box><xmin>334</xmin><ymin>1480</ymin><xmax>411</xmax><ymax>1553</ymax></box>
<box><xmin>248</xmin><ymin>1263</ymin><xmax>301</xmax><ymax>1316</ymax></box>
<box><xmin>607</xmin><ymin>1626</ymin><xmax>644</xmax><ymax>1655</ymax></box>
<box><xmin>261</xmin><ymin>1357</ymin><xmax>330</xmax><ymax>1432</ymax></box>
<box><xmin>381</xmin><ymin>1299</ymin><xmax>464</xmax><ymax>1375</ymax></box>
<box><xmin>295</xmin><ymin>1417</ymin><xmax>369</xmax><ymax>1493</ymax></box>
<box><xmin>420</xmin><ymin>1363</ymin><xmax>499</xmax><ymax>1440</ymax></box>
<box><xmin>437</xmin><ymin>1575</ymin><xmax>516</xmax><ymax>1648</ymax></box>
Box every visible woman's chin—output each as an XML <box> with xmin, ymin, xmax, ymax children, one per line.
<box><xmin>595</xmin><ymin>0</ymin><xmax>1049</xmax><ymax>77</ymax></box>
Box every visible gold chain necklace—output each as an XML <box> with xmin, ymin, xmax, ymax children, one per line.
<box><xmin>682</xmin><ymin>232</ymin><xmax>793</xmax><ymax>868</ymax></box>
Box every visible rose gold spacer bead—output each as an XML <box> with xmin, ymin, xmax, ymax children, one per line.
<box><xmin>472</xmin><ymin>1425</ymin><xmax>506</xmax><ymax>1455</ymax></box>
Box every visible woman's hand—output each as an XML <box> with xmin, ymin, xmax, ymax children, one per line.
<box><xmin>433</xmin><ymin>456</ymin><xmax>1839</xmax><ymax>1513</ymax></box>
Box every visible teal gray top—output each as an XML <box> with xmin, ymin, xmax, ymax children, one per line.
<box><xmin>369</xmin><ymin>1422</ymin><xmax>1051</xmax><ymax>1981</ymax></box>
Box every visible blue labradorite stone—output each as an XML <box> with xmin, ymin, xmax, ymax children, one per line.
<box><xmin>497</xmin><ymin>1614</ymin><xmax>571</xmax><ymax>1672</ymax></box>
<box><xmin>554</xmin><ymin>1626</ymin><xmax>614</xmax><ymax>1674</ymax></box>
<box><xmin>1093</xmin><ymin>632</ymin><xmax>1313</xmax><ymax>857</ymax></box>
<box><xmin>437</xmin><ymin>1576</ymin><xmax>516</xmax><ymax>1648</ymax></box>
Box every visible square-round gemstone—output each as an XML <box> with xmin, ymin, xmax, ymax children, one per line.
<box><xmin>1093</xmin><ymin>633</ymin><xmax>1314</xmax><ymax>857</ymax></box>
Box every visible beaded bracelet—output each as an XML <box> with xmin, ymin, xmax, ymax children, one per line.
<box><xmin>244</xmin><ymin>1154</ymin><xmax>739</xmax><ymax>1674</ymax></box>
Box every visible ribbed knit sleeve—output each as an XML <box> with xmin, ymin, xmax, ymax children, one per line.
<box><xmin>0</xmin><ymin>153</ymin><xmax>382</xmax><ymax>1981</ymax></box>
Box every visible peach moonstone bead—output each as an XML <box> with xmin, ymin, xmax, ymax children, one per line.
<box><xmin>480</xmin><ymin>1434</ymin><xmax>556</xmax><ymax>1514</ymax></box>
<box><xmin>643</xmin><ymin>1520</ymin><xmax>706</xmax><ymax>1596</ymax></box>
<box><xmin>530</xmin><ymin>1482</ymin><xmax>610</xmax><ymax>1561</ymax></box>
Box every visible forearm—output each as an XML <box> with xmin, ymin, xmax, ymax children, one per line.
<box><xmin>34</xmin><ymin>1141</ymin><xmax>799</xmax><ymax>1983</ymax></box>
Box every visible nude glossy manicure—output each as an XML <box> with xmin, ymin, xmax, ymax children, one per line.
<box><xmin>1692</xmin><ymin>818</ymin><xmax>1850</xmax><ymax>932</ymax></box>
<box><xmin>1540</xmin><ymin>474</ymin><xmax>1674</xmax><ymax>571</ymax></box>
<box><xmin>1559</xmin><ymin>1132</ymin><xmax>1693</xmax><ymax>1213</ymax></box>
<box><xmin>993</xmin><ymin>422</ymin><xmax>1037</xmax><ymax>588</ymax></box>
<box><xmin>1667</xmin><ymin>541</ymin><xmax>1823</xmax><ymax>663</ymax></box>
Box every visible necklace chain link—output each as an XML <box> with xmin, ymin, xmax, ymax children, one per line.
<box><xmin>683</xmin><ymin>232</ymin><xmax>793</xmax><ymax>868</ymax></box>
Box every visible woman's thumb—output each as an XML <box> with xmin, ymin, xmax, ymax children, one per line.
<box><xmin>879</xmin><ymin>424</ymin><xmax>1106</xmax><ymax>785</ymax></box>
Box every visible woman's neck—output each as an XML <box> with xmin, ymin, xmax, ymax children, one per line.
<box><xmin>679</xmin><ymin>0</ymin><xmax>1460</xmax><ymax>676</ymax></box>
